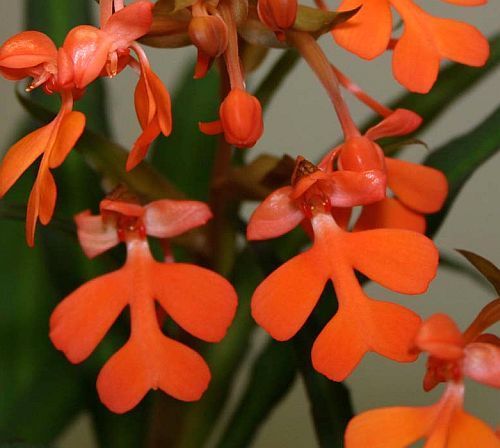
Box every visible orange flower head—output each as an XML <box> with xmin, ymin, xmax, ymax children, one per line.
<box><xmin>331</xmin><ymin>0</ymin><xmax>489</xmax><ymax>92</ymax></box>
<box><xmin>200</xmin><ymin>88</ymin><xmax>264</xmax><ymax>148</ymax></box>
<box><xmin>345</xmin><ymin>300</ymin><xmax>500</xmax><ymax>448</ymax></box>
<box><xmin>257</xmin><ymin>0</ymin><xmax>298</xmax><ymax>41</ymax></box>
<box><xmin>247</xmin><ymin>157</ymin><xmax>438</xmax><ymax>380</ymax></box>
<box><xmin>50</xmin><ymin>191</ymin><xmax>238</xmax><ymax>413</ymax></box>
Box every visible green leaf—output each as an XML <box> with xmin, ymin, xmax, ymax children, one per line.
<box><xmin>215</xmin><ymin>340</ymin><xmax>297</xmax><ymax>448</ymax></box>
<box><xmin>425</xmin><ymin>105</ymin><xmax>500</xmax><ymax>236</ymax></box>
<box><xmin>455</xmin><ymin>250</ymin><xmax>500</xmax><ymax>295</ymax></box>
<box><xmin>151</xmin><ymin>64</ymin><xmax>220</xmax><ymax>200</ymax></box>
<box><xmin>176</xmin><ymin>249</ymin><xmax>264</xmax><ymax>448</ymax></box>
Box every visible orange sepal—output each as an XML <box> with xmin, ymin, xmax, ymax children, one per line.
<box><xmin>415</xmin><ymin>313</ymin><xmax>464</xmax><ymax>360</ymax></box>
<box><xmin>385</xmin><ymin>157</ymin><xmax>448</xmax><ymax>214</ymax></box>
<box><xmin>75</xmin><ymin>211</ymin><xmax>120</xmax><ymax>258</ymax></box>
<box><xmin>144</xmin><ymin>200</ymin><xmax>212</xmax><ymax>239</ymax></box>
<box><xmin>346</xmin><ymin>228</ymin><xmax>438</xmax><ymax>295</ymax></box>
<box><xmin>97</xmin><ymin>334</ymin><xmax>211</xmax><ymax>413</ymax></box>
<box><xmin>446</xmin><ymin>408</ymin><xmax>500</xmax><ymax>448</ymax></box>
<box><xmin>463</xmin><ymin>342</ymin><xmax>500</xmax><ymax>388</ymax></box>
<box><xmin>0</xmin><ymin>124</ymin><xmax>52</xmax><ymax>197</ymax></box>
<box><xmin>153</xmin><ymin>262</ymin><xmax>237</xmax><ymax>342</ymax></box>
<box><xmin>251</xmin><ymin>249</ymin><xmax>328</xmax><ymax>341</ymax></box>
<box><xmin>48</xmin><ymin>111</ymin><xmax>86</xmax><ymax>168</ymax></box>
<box><xmin>353</xmin><ymin>198</ymin><xmax>426</xmax><ymax>233</ymax></box>
<box><xmin>332</xmin><ymin>0</ymin><xmax>392</xmax><ymax>60</ymax></box>
<box><xmin>247</xmin><ymin>186</ymin><xmax>304</xmax><ymax>240</ymax></box>
<box><xmin>50</xmin><ymin>270</ymin><xmax>128</xmax><ymax>363</ymax></box>
<box><xmin>345</xmin><ymin>405</ymin><xmax>437</xmax><ymax>448</ymax></box>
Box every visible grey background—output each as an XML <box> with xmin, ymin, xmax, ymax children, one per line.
<box><xmin>0</xmin><ymin>0</ymin><xmax>499</xmax><ymax>446</ymax></box>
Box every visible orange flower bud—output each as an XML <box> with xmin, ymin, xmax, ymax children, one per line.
<box><xmin>220</xmin><ymin>88</ymin><xmax>263</xmax><ymax>148</ymax></box>
<box><xmin>257</xmin><ymin>0</ymin><xmax>297</xmax><ymax>35</ymax></box>
<box><xmin>188</xmin><ymin>15</ymin><xmax>228</xmax><ymax>58</ymax></box>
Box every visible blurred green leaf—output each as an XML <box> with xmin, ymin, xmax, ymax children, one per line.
<box><xmin>425</xmin><ymin>105</ymin><xmax>500</xmax><ymax>236</ymax></box>
<box><xmin>456</xmin><ymin>249</ymin><xmax>500</xmax><ymax>295</ymax></box>
<box><xmin>151</xmin><ymin>64</ymin><xmax>220</xmax><ymax>200</ymax></box>
<box><xmin>177</xmin><ymin>249</ymin><xmax>264</xmax><ymax>448</ymax></box>
<box><xmin>215</xmin><ymin>340</ymin><xmax>297</xmax><ymax>448</ymax></box>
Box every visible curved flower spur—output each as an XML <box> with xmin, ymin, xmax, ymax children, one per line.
<box><xmin>49</xmin><ymin>189</ymin><xmax>237</xmax><ymax>413</ymax></box>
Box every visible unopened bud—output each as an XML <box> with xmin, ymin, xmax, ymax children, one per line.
<box><xmin>220</xmin><ymin>89</ymin><xmax>263</xmax><ymax>148</ymax></box>
<box><xmin>257</xmin><ymin>0</ymin><xmax>297</xmax><ymax>36</ymax></box>
<box><xmin>338</xmin><ymin>137</ymin><xmax>385</xmax><ymax>172</ymax></box>
<box><xmin>188</xmin><ymin>15</ymin><xmax>228</xmax><ymax>58</ymax></box>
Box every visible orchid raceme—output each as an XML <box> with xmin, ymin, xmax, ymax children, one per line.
<box><xmin>345</xmin><ymin>300</ymin><xmax>500</xmax><ymax>447</ymax></box>
<box><xmin>329</xmin><ymin>0</ymin><xmax>490</xmax><ymax>92</ymax></box>
<box><xmin>49</xmin><ymin>193</ymin><xmax>237</xmax><ymax>413</ymax></box>
<box><xmin>247</xmin><ymin>157</ymin><xmax>439</xmax><ymax>380</ymax></box>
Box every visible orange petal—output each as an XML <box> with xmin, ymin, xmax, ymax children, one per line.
<box><xmin>246</xmin><ymin>186</ymin><xmax>304</xmax><ymax>240</ymax></box>
<box><xmin>0</xmin><ymin>123</ymin><xmax>52</xmax><ymax>197</ymax></box>
<box><xmin>97</xmin><ymin>335</ymin><xmax>210</xmax><ymax>413</ymax></box>
<box><xmin>365</xmin><ymin>109</ymin><xmax>422</xmax><ymax>141</ymax></box>
<box><xmin>345</xmin><ymin>405</ymin><xmax>436</xmax><ymax>448</ymax></box>
<box><xmin>353</xmin><ymin>198</ymin><xmax>426</xmax><ymax>233</ymax></box>
<box><xmin>199</xmin><ymin>119</ymin><xmax>223</xmax><ymax>136</ymax></box>
<box><xmin>127</xmin><ymin>119</ymin><xmax>161</xmax><ymax>171</ymax></box>
<box><xmin>48</xmin><ymin>111</ymin><xmax>86</xmax><ymax>168</ymax></box>
<box><xmin>0</xmin><ymin>31</ymin><xmax>57</xmax><ymax>71</ymax></box>
<box><xmin>26</xmin><ymin>179</ymin><xmax>41</xmax><ymax>247</ymax></box>
<box><xmin>103</xmin><ymin>1</ymin><xmax>153</xmax><ymax>42</ymax></box>
<box><xmin>63</xmin><ymin>25</ymin><xmax>111</xmax><ymax>89</ymax></box>
<box><xmin>74</xmin><ymin>211</ymin><xmax>120</xmax><ymax>258</ymax></box>
<box><xmin>50</xmin><ymin>269</ymin><xmax>128</xmax><ymax>363</ymax></box>
<box><xmin>251</xmin><ymin>249</ymin><xmax>328</xmax><ymax>341</ymax></box>
<box><xmin>332</xmin><ymin>0</ymin><xmax>392</xmax><ymax>60</ymax></box>
<box><xmin>463</xmin><ymin>299</ymin><xmax>500</xmax><ymax>343</ymax></box>
<box><xmin>152</xmin><ymin>262</ymin><xmax>237</xmax><ymax>342</ymax></box>
<box><xmin>415</xmin><ymin>314</ymin><xmax>464</xmax><ymax>359</ymax></box>
<box><xmin>385</xmin><ymin>157</ymin><xmax>448</xmax><ymax>214</ymax></box>
<box><xmin>144</xmin><ymin>200</ymin><xmax>212</xmax><ymax>239</ymax></box>
<box><xmin>38</xmin><ymin>169</ymin><xmax>57</xmax><ymax>225</ymax></box>
<box><xmin>146</xmin><ymin>68</ymin><xmax>172</xmax><ymax>136</ymax></box>
<box><xmin>346</xmin><ymin>228</ymin><xmax>438</xmax><ymax>294</ymax></box>
<box><xmin>463</xmin><ymin>342</ymin><xmax>500</xmax><ymax>388</ymax></box>
<box><xmin>391</xmin><ymin>0</ymin><xmax>440</xmax><ymax>93</ymax></box>
<box><xmin>447</xmin><ymin>408</ymin><xmax>500</xmax><ymax>448</ymax></box>
<box><xmin>429</xmin><ymin>16</ymin><xmax>489</xmax><ymax>68</ymax></box>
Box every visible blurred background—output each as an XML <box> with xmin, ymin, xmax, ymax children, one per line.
<box><xmin>0</xmin><ymin>1</ymin><xmax>499</xmax><ymax>446</ymax></box>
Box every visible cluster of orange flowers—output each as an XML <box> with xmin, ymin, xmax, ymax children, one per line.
<box><xmin>0</xmin><ymin>0</ymin><xmax>497</xmax><ymax>446</ymax></box>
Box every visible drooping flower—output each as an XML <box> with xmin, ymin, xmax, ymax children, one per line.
<box><xmin>198</xmin><ymin>0</ymin><xmax>264</xmax><ymax>148</ymax></box>
<box><xmin>63</xmin><ymin>0</ymin><xmax>172</xmax><ymax>169</ymax></box>
<box><xmin>248</xmin><ymin>156</ymin><xmax>438</xmax><ymax>380</ymax></box>
<box><xmin>0</xmin><ymin>32</ymin><xmax>85</xmax><ymax>245</ymax></box>
<box><xmin>50</xmin><ymin>191</ymin><xmax>237</xmax><ymax>413</ymax></box>
<box><xmin>345</xmin><ymin>300</ymin><xmax>500</xmax><ymax>447</ymax></box>
<box><xmin>330</xmin><ymin>0</ymin><xmax>489</xmax><ymax>92</ymax></box>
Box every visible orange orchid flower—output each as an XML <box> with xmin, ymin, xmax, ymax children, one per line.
<box><xmin>345</xmin><ymin>300</ymin><xmax>500</xmax><ymax>447</ymax></box>
<box><xmin>62</xmin><ymin>0</ymin><xmax>172</xmax><ymax>170</ymax></box>
<box><xmin>329</xmin><ymin>0</ymin><xmax>489</xmax><ymax>93</ymax></box>
<box><xmin>247</xmin><ymin>157</ymin><xmax>438</xmax><ymax>380</ymax></box>
<box><xmin>0</xmin><ymin>32</ymin><xmax>85</xmax><ymax>246</ymax></box>
<box><xmin>50</xmin><ymin>194</ymin><xmax>237</xmax><ymax>413</ymax></box>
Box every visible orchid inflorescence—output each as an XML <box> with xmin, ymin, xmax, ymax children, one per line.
<box><xmin>0</xmin><ymin>0</ymin><xmax>498</xmax><ymax>446</ymax></box>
